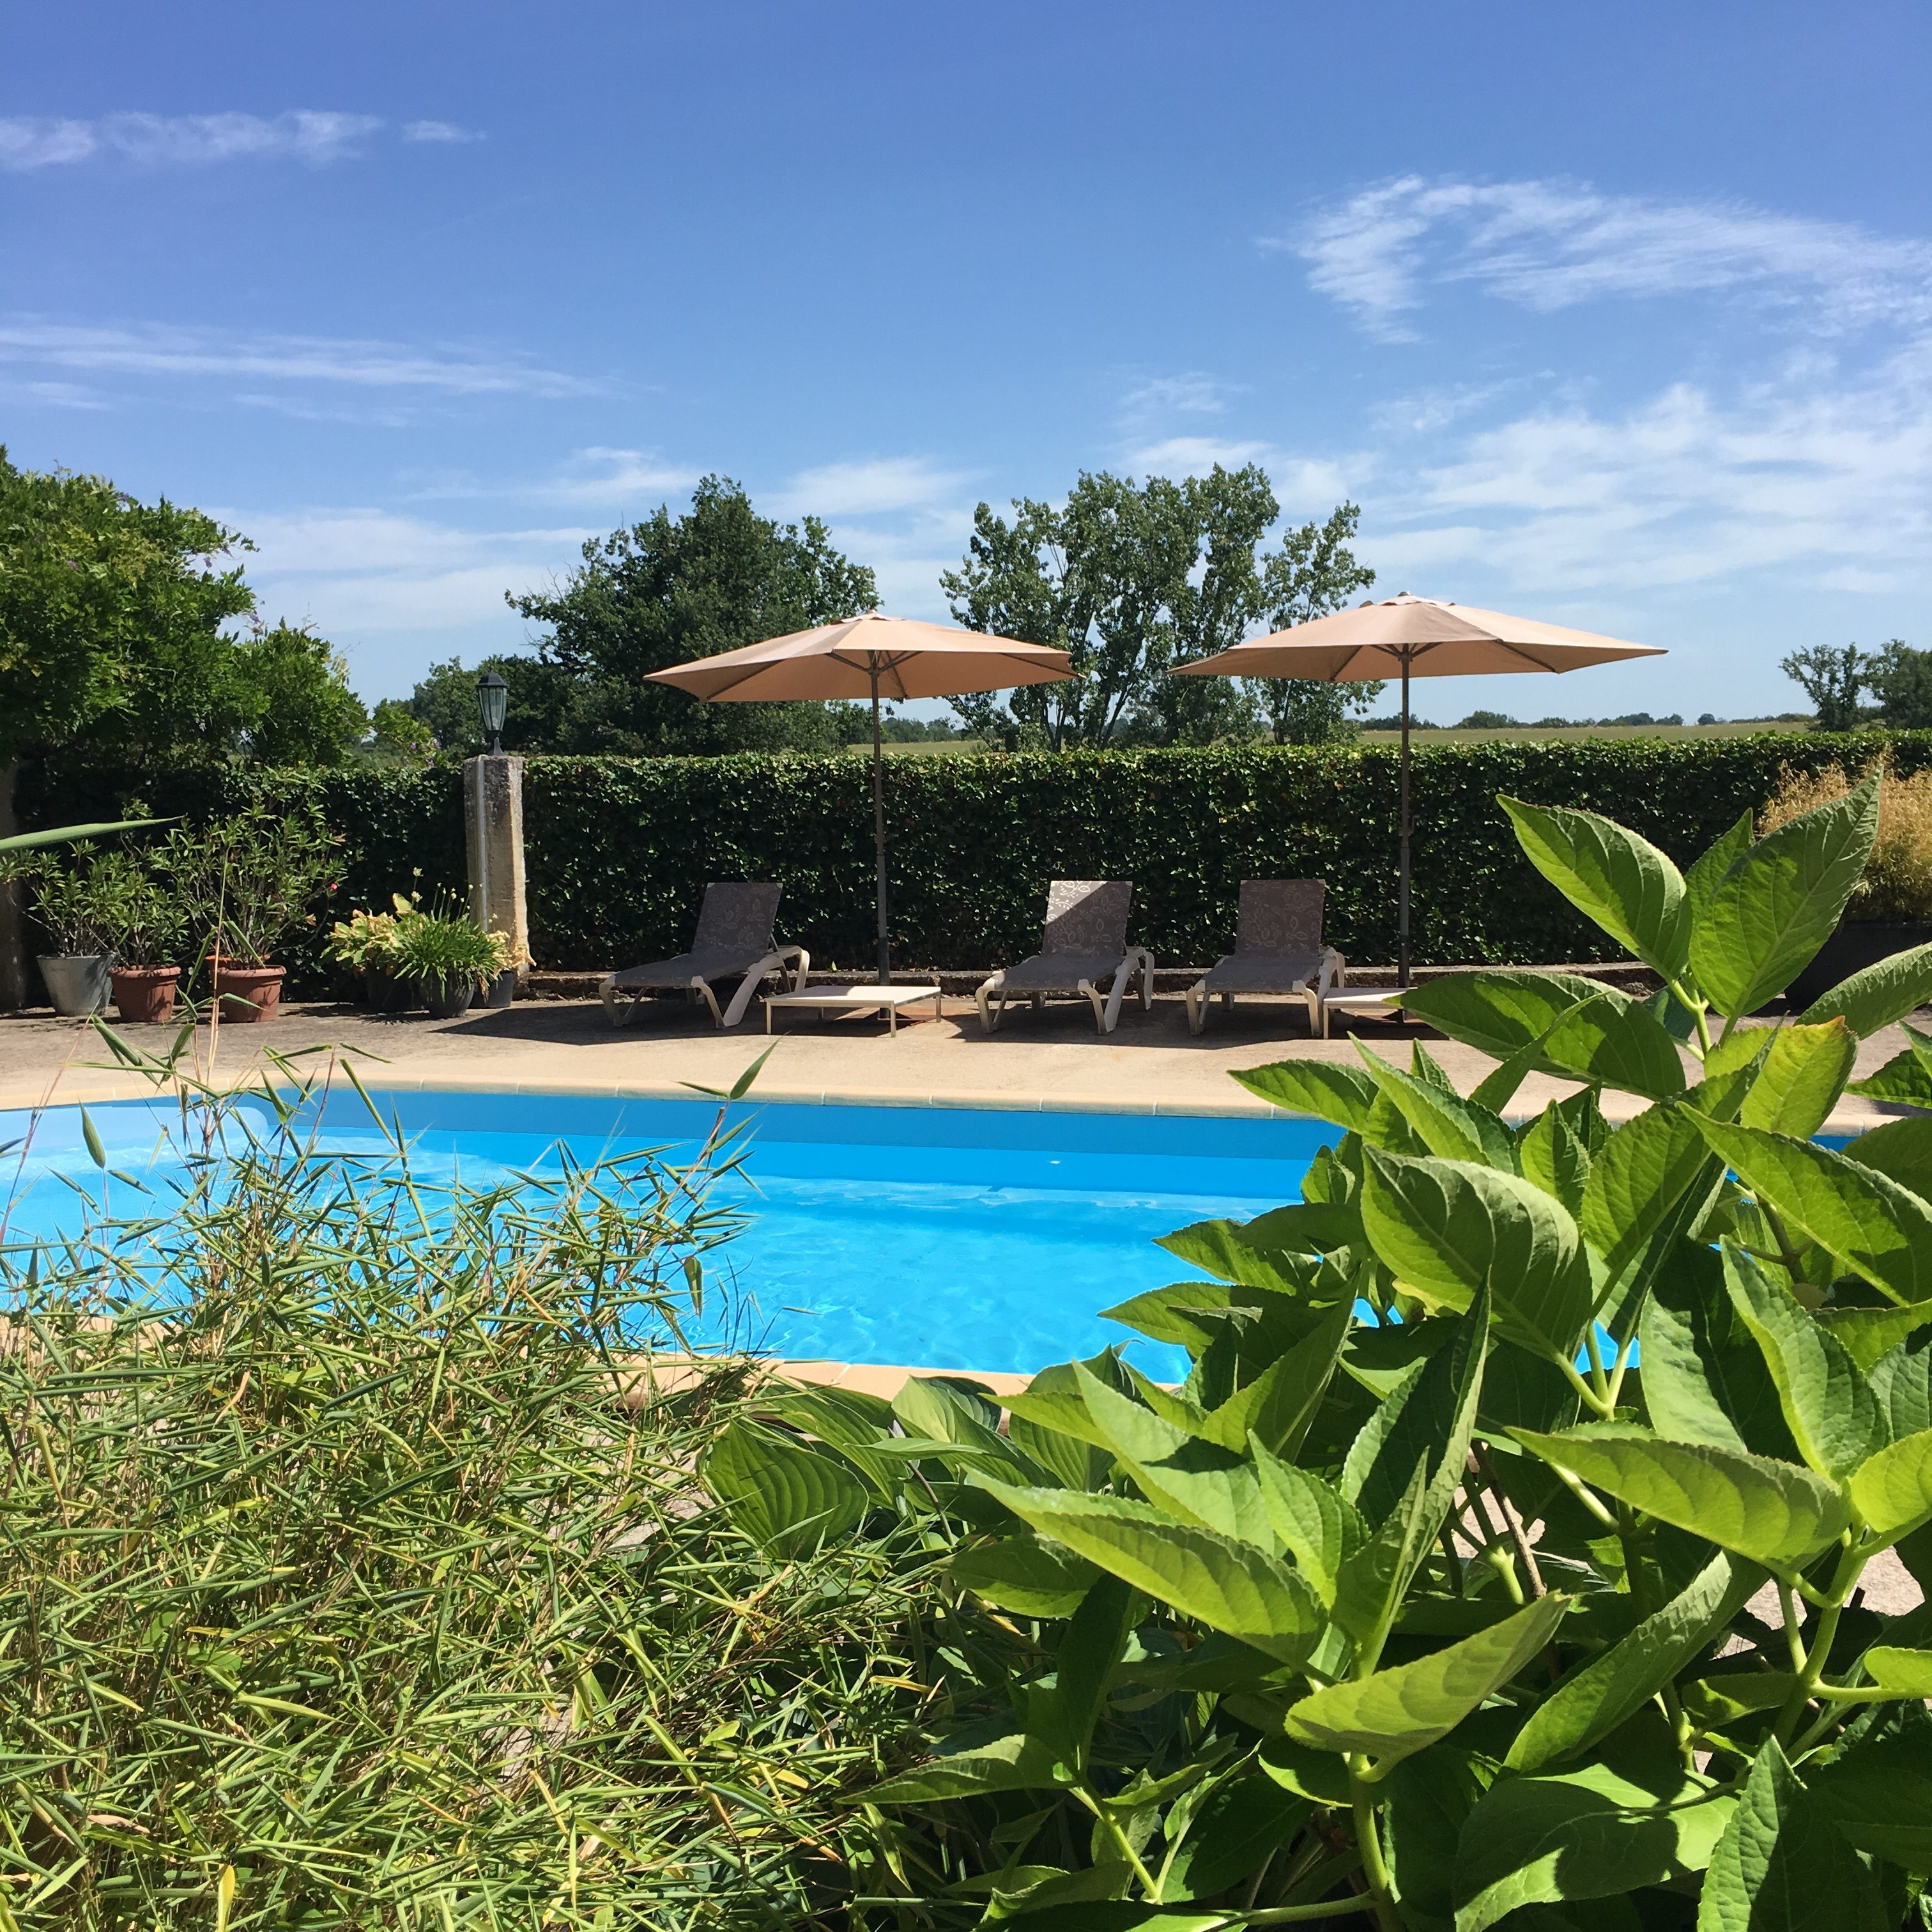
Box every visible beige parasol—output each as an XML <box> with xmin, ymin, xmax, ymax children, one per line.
<box><xmin>1172</xmin><ymin>593</ymin><xmax>1666</xmax><ymax>985</ymax></box>
<box><xmin>647</xmin><ymin>612</ymin><xmax>1074</xmax><ymax>981</ymax></box>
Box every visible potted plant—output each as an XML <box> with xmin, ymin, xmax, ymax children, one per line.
<box><xmin>389</xmin><ymin>898</ymin><xmax>507</xmax><ymax>1020</ymax></box>
<box><xmin>99</xmin><ymin>850</ymin><xmax>188</xmax><ymax>1023</ymax></box>
<box><xmin>0</xmin><ymin>842</ymin><xmax>129</xmax><ymax>1016</ymax></box>
<box><xmin>1766</xmin><ymin>757</ymin><xmax>1932</xmax><ymax>1004</ymax></box>
<box><xmin>165</xmin><ymin>799</ymin><xmax>341</xmax><ymax>1023</ymax></box>
<box><xmin>480</xmin><ymin>928</ymin><xmax>528</xmax><ymax>1009</ymax></box>
<box><xmin>325</xmin><ymin>899</ymin><xmax>417</xmax><ymax>1013</ymax></box>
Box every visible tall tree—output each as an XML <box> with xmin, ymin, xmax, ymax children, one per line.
<box><xmin>505</xmin><ymin>475</ymin><xmax>878</xmax><ymax>755</ymax></box>
<box><xmin>1862</xmin><ymin>639</ymin><xmax>1929</xmax><ymax>728</ymax></box>
<box><xmin>231</xmin><ymin>622</ymin><xmax>370</xmax><ymax>766</ymax></box>
<box><xmin>941</xmin><ymin>467</ymin><xmax>1376</xmax><ymax>749</ymax></box>
<box><xmin>1781</xmin><ymin>643</ymin><xmax>1868</xmax><ymax>731</ymax></box>
<box><xmin>0</xmin><ymin>448</ymin><xmax>256</xmax><ymax>772</ymax></box>
<box><xmin>406</xmin><ymin>653</ymin><xmax>586</xmax><ymax>755</ymax></box>
<box><xmin>1255</xmin><ymin>502</ymin><xmax>1380</xmax><ymax>743</ymax></box>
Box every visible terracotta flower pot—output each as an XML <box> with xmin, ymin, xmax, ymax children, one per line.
<box><xmin>111</xmin><ymin>965</ymin><xmax>181</xmax><ymax>1024</ymax></box>
<box><xmin>211</xmin><ymin>958</ymin><xmax>286</xmax><ymax>1023</ymax></box>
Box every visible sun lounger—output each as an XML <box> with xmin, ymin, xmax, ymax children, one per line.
<box><xmin>1184</xmin><ymin>879</ymin><xmax>1342</xmax><ymax>1036</ymax></box>
<box><xmin>976</xmin><ymin>880</ymin><xmax>1154</xmax><ymax>1034</ymax></box>
<box><xmin>599</xmin><ymin>882</ymin><xmax>808</xmax><ymax>1029</ymax></box>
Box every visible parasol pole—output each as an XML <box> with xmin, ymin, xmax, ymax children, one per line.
<box><xmin>1398</xmin><ymin>652</ymin><xmax>1412</xmax><ymax>990</ymax></box>
<box><xmin>870</xmin><ymin>662</ymin><xmax>891</xmax><ymax>983</ymax></box>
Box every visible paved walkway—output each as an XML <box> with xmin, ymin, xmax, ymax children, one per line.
<box><xmin>0</xmin><ymin>988</ymin><xmax>1920</xmax><ymax>1133</ymax></box>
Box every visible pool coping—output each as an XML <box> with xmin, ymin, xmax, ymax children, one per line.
<box><xmin>0</xmin><ymin>1059</ymin><xmax>1908</xmax><ymax>1135</ymax></box>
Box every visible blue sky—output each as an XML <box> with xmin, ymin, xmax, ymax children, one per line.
<box><xmin>4</xmin><ymin>1</ymin><xmax>1928</xmax><ymax>722</ymax></box>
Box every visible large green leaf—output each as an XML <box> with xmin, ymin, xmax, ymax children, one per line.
<box><xmin>1252</xmin><ymin>1440</ymin><xmax>1365</xmax><ymax>1609</ymax></box>
<box><xmin>1283</xmin><ymin>1595</ymin><xmax>1569</xmax><ymax>1772</ymax></box>
<box><xmin>863</xmin><ymin>1728</ymin><xmax>1066</xmax><ymax>1803</ymax></box>
<box><xmin>894</xmin><ymin>1373</ymin><xmax>1040</xmax><ymax>1480</ymax></box>
<box><xmin>1334</xmin><ymin>1295</ymin><xmax>1488</xmax><ymax>1648</ymax></box>
<box><xmin>1501</xmin><ymin>795</ymin><xmax>1692</xmax><ymax>980</ymax></box>
<box><xmin>1831</xmin><ymin>1296</ymin><xmax>1932</xmax><ymax>1384</ymax></box>
<box><xmin>1690</xmin><ymin>1116</ymin><xmax>1932</xmax><ymax>1305</ymax></box>
<box><xmin>1354</xmin><ymin>1043</ymin><xmax>1520</xmax><ymax>1170</ymax></box>
<box><xmin>1738</xmin><ymin>1020</ymin><xmax>1857</xmax><ymax>1139</ymax></box>
<box><xmin>1519</xmin><ymin>1103</ymin><xmax>1592</xmax><ymax>1218</ymax></box>
<box><xmin>1539</xmin><ymin>989</ymin><xmax>1690</xmax><ymax>1101</ymax></box>
<box><xmin>1683</xmin><ymin>808</ymin><xmax>1754</xmax><ymax>928</ymax></box>
<box><xmin>1869</xmin><ymin>1331</ymin><xmax>1932</xmax><ymax>1441</ymax></box>
<box><xmin>1073</xmin><ymin>1365</ymin><xmax>1276</xmax><ymax>1547</ymax></box>
<box><xmin>1034</xmin><ymin>1575</ymin><xmax>1136</xmax><ymax>1767</ymax></box>
<box><xmin>951</xmin><ymin>1534</ymin><xmax>1102</xmax><ymax>1616</ymax></box>
<box><xmin>1800</xmin><ymin>939</ymin><xmax>1932</xmax><ymax>1039</ymax></box>
<box><xmin>1723</xmin><ymin>1246</ymin><xmax>1889</xmax><ymax>1481</ymax></box>
<box><xmin>1846</xmin><ymin>1021</ymin><xmax>1932</xmax><ymax>1107</ymax></box>
<box><xmin>1506</xmin><ymin>1552</ymin><xmax>1762</xmax><ymax>1771</ymax></box>
<box><xmin>1230</xmin><ymin>1058</ymin><xmax>1379</xmax><ymax>1130</ymax></box>
<box><xmin>1640</xmin><ymin>1244</ymin><xmax>1799</xmax><ymax>1459</ymax></box>
<box><xmin>702</xmin><ymin>1419</ymin><xmax>870</xmax><ymax>1558</ymax></box>
<box><xmin>1697</xmin><ymin>1738</ymin><xmax>1889</xmax><ymax>1931</ymax></box>
<box><xmin>1155</xmin><ymin>1219</ymin><xmax>1310</xmax><ymax>1294</ymax></box>
<box><xmin>1809</xmin><ymin>1728</ymin><xmax>1932</xmax><ymax>1870</ymax></box>
<box><xmin>1161</xmin><ymin>1774</ymin><xmax>1311</xmax><ymax>1902</ymax></box>
<box><xmin>1580</xmin><ymin>1101</ymin><xmax>1715</xmax><ymax>1288</ymax></box>
<box><xmin>1390</xmin><ymin>969</ymin><xmax>1606</xmax><ymax>1059</ymax></box>
<box><xmin>1689</xmin><ymin>774</ymin><xmax>1882</xmax><ymax>1019</ymax></box>
<box><xmin>1837</xmin><ymin>1116</ymin><xmax>1932</xmax><ymax>1206</ymax></box>
<box><xmin>1510</xmin><ymin>1425</ymin><xmax>1848</xmax><ymax>1567</ymax></box>
<box><xmin>1847</xmin><ymin>1427</ymin><xmax>1932</xmax><ymax>1542</ymax></box>
<box><xmin>1100</xmin><ymin>1280</ymin><xmax>1240</xmax><ymax>1349</ymax></box>
<box><xmin>1193</xmin><ymin>1295</ymin><xmax>1351</xmax><ymax>1457</ymax></box>
<box><xmin>1863</xmin><ymin>1646</ymin><xmax>1932</xmax><ymax>1696</ymax></box>
<box><xmin>1456</xmin><ymin>1761</ymin><xmax>1735</xmax><ymax>1932</ymax></box>
<box><xmin>978</xmin><ymin>1480</ymin><xmax>1324</xmax><ymax>1665</ymax></box>
<box><xmin>1005</xmin><ymin>1351</ymin><xmax>1135</xmax><ymax>1453</ymax></box>
<box><xmin>1362</xmin><ymin>1147</ymin><xmax>1593</xmax><ymax>1365</ymax></box>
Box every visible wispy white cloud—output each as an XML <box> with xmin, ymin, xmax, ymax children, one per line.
<box><xmin>1282</xmin><ymin>174</ymin><xmax>1932</xmax><ymax>339</ymax></box>
<box><xmin>1119</xmin><ymin>372</ymin><xmax>1233</xmax><ymax>421</ymax></box>
<box><xmin>781</xmin><ymin>456</ymin><xmax>972</xmax><ymax>518</ymax></box>
<box><xmin>1124</xmin><ymin>434</ymin><xmax>1277</xmax><ymax>475</ymax></box>
<box><xmin>0</xmin><ymin>318</ymin><xmax>603</xmax><ymax>398</ymax></box>
<box><xmin>0</xmin><ymin>377</ymin><xmax>110</xmax><ymax>411</ymax></box>
<box><xmin>0</xmin><ymin>110</ymin><xmax>386</xmax><ymax>171</ymax></box>
<box><xmin>1367</xmin><ymin>345</ymin><xmax>1932</xmax><ymax>595</ymax></box>
<box><xmin>403</xmin><ymin>119</ymin><xmax>483</xmax><ymax>144</ymax></box>
<box><xmin>226</xmin><ymin>507</ymin><xmax>598</xmax><ymax>640</ymax></box>
<box><xmin>409</xmin><ymin>447</ymin><xmax>694</xmax><ymax>504</ymax></box>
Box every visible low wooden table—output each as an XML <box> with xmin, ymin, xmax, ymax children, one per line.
<box><xmin>1315</xmin><ymin>988</ymin><xmax>1407</xmax><ymax>1038</ymax></box>
<box><xmin>763</xmin><ymin>983</ymin><xmax>946</xmax><ymax>1036</ymax></box>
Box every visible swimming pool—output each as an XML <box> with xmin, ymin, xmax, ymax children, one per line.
<box><xmin>0</xmin><ymin>1089</ymin><xmax>1330</xmax><ymax>1378</ymax></box>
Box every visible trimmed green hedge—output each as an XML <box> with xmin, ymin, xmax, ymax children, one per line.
<box><xmin>24</xmin><ymin>733</ymin><xmax>1932</xmax><ymax>986</ymax></box>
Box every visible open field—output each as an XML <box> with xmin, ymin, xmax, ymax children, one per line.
<box><xmin>1357</xmin><ymin>717</ymin><xmax>1811</xmax><ymax>745</ymax></box>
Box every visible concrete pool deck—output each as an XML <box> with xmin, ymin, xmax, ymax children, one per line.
<box><xmin>0</xmin><ymin>986</ymin><xmax>1923</xmax><ymax>1133</ymax></box>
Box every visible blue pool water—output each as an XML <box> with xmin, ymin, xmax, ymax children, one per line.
<box><xmin>0</xmin><ymin>1090</ymin><xmax>1331</xmax><ymax>1377</ymax></box>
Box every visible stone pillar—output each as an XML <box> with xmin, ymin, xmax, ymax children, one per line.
<box><xmin>463</xmin><ymin>755</ymin><xmax>529</xmax><ymax>972</ymax></box>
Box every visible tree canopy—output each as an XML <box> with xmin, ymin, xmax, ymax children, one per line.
<box><xmin>0</xmin><ymin>449</ymin><xmax>367</xmax><ymax>773</ymax></box>
<box><xmin>939</xmin><ymin>466</ymin><xmax>1376</xmax><ymax>749</ymax></box>
<box><xmin>505</xmin><ymin>475</ymin><xmax>878</xmax><ymax>755</ymax></box>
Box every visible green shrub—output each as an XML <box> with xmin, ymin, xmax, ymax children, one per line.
<box><xmin>0</xmin><ymin>1046</ymin><xmax>993</xmax><ymax>1929</ymax></box>
<box><xmin>708</xmin><ymin>780</ymin><xmax>1932</xmax><ymax>1927</ymax></box>
<box><xmin>24</xmin><ymin>734</ymin><xmax>1932</xmax><ymax>983</ymax></box>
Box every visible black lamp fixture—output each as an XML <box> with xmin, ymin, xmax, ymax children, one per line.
<box><xmin>476</xmin><ymin>670</ymin><xmax>508</xmax><ymax>755</ymax></box>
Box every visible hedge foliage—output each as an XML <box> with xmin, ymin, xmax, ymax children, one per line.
<box><xmin>24</xmin><ymin>733</ymin><xmax>1932</xmax><ymax>985</ymax></box>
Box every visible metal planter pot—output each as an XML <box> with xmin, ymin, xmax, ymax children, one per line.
<box><xmin>38</xmin><ymin>954</ymin><xmax>114</xmax><ymax>1016</ymax></box>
